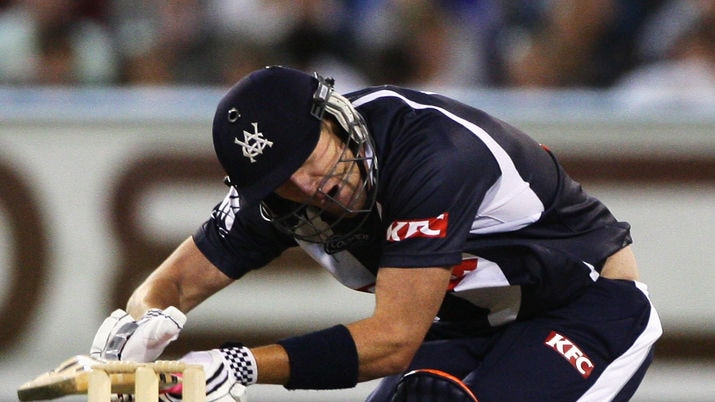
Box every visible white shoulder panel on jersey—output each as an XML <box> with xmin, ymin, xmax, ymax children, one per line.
<box><xmin>352</xmin><ymin>90</ymin><xmax>545</xmax><ymax>235</ymax></box>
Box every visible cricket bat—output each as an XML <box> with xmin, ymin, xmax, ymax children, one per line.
<box><xmin>17</xmin><ymin>355</ymin><xmax>183</xmax><ymax>401</ymax></box>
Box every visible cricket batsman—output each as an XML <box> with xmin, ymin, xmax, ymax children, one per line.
<box><xmin>90</xmin><ymin>66</ymin><xmax>662</xmax><ymax>401</ymax></box>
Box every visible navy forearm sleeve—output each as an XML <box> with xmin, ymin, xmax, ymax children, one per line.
<box><xmin>277</xmin><ymin>324</ymin><xmax>359</xmax><ymax>389</ymax></box>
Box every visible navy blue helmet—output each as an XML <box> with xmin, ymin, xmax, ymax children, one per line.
<box><xmin>212</xmin><ymin>66</ymin><xmax>378</xmax><ymax>247</ymax></box>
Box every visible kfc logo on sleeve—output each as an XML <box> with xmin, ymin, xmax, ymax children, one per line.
<box><xmin>544</xmin><ymin>331</ymin><xmax>595</xmax><ymax>379</ymax></box>
<box><xmin>386</xmin><ymin>213</ymin><xmax>448</xmax><ymax>242</ymax></box>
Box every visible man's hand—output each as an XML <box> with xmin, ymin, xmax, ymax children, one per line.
<box><xmin>90</xmin><ymin>307</ymin><xmax>186</xmax><ymax>362</ymax></box>
<box><xmin>159</xmin><ymin>347</ymin><xmax>255</xmax><ymax>402</ymax></box>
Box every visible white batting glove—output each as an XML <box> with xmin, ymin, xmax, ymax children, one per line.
<box><xmin>90</xmin><ymin>307</ymin><xmax>186</xmax><ymax>362</ymax></box>
<box><xmin>159</xmin><ymin>347</ymin><xmax>255</xmax><ymax>402</ymax></box>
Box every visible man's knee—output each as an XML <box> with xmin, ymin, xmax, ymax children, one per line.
<box><xmin>390</xmin><ymin>369</ymin><xmax>478</xmax><ymax>402</ymax></box>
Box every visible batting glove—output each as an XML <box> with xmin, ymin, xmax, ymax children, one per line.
<box><xmin>90</xmin><ymin>307</ymin><xmax>186</xmax><ymax>362</ymax></box>
<box><xmin>159</xmin><ymin>346</ymin><xmax>256</xmax><ymax>402</ymax></box>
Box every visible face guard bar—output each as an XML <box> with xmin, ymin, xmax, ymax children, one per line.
<box><xmin>259</xmin><ymin>73</ymin><xmax>379</xmax><ymax>251</ymax></box>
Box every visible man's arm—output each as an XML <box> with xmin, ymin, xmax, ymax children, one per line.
<box><xmin>250</xmin><ymin>265</ymin><xmax>452</xmax><ymax>384</ymax></box>
<box><xmin>350</xmin><ymin>266</ymin><xmax>452</xmax><ymax>380</ymax></box>
<box><xmin>126</xmin><ymin>236</ymin><xmax>235</xmax><ymax>319</ymax></box>
<box><xmin>90</xmin><ymin>237</ymin><xmax>233</xmax><ymax>362</ymax></box>
<box><xmin>121</xmin><ymin>238</ymin><xmax>451</xmax><ymax>386</ymax></box>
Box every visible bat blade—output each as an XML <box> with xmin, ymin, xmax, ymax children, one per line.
<box><xmin>17</xmin><ymin>355</ymin><xmax>181</xmax><ymax>401</ymax></box>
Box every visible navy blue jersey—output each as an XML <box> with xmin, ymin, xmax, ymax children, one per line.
<box><xmin>194</xmin><ymin>86</ymin><xmax>631</xmax><ymax>331</ymax></box>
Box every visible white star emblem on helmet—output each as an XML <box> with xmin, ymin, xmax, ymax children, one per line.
<box><xmin>234</xmin><ymin>122</ymin><xmax>274</xmax><ymax>163</ymax></box>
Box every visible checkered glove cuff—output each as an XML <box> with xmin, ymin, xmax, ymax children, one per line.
<box><xmin>219</xmin><ymin>345</ymin><xmax>258</xmax><ymax>386</ymax></box>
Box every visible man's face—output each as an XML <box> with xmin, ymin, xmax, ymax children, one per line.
<box><xmin>274</xmin><ymin>122</ymin><xmax>367</xmax><ymax>218</ymax></box>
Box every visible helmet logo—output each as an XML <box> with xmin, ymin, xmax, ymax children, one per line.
<box><xmin>234</xmin><ymin>122</ymin><xmax>273</xmax><ymax>163</ymax></box>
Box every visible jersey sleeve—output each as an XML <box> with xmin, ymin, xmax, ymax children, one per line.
<box><xmin>377</xmin><ymin>112</ymin><xmax>500</xmax><ymax>268</ymax></box>
<box><xmin>193</xmin><ymin>187</ymin><xmax>296</xmax><ymax>279</ymax></box>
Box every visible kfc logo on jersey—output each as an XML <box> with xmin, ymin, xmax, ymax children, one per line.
<box><xmin>386</xmin><ymin>213</ymin><xmax>448</xmax><ymax>242</ymax></box>
<box><xmin>544</xmin><ymin>331</ymin><xmax>595</xmax><ymax>379</ymax></box>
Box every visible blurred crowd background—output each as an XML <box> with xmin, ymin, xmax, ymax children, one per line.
<box><xmin>0</xmin><ymin>0</ymin><xmax>714</xmax><ymax>94</ymax></box>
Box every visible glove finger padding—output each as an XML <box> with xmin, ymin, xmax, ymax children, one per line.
<box><xmin>90</xmin><ymin>309</ymin><xmax>135</xmax><ymax>359</ymax></box>
<box><xmin>391</xmin><ymin>369</ymin><xmax>479</xmax><ymax>402</ymax></box>
<box><xmin>121</xmin><ymin>307</ymin><xmax>186</xmax><ymax>362</ymax></box>
<box><xmin>90</xmin><ymin>307</ymin><xmax>186</xmax><ymax>362</ymax></box>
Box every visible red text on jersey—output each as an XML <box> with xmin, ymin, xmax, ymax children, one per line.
<box><xmin>385</xmin><ymin>213</ymin><xmax>448</xmax><ymax>242</ymax></box>
<box><xmin>448</xmin><ymin>257</ymin><xmax>478</xmax><ymax>291</ymax></box>
<box><xmin>544</xmin><ymin>331</ymin><xmax>595</xmax><ymax>379</ymax></box>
